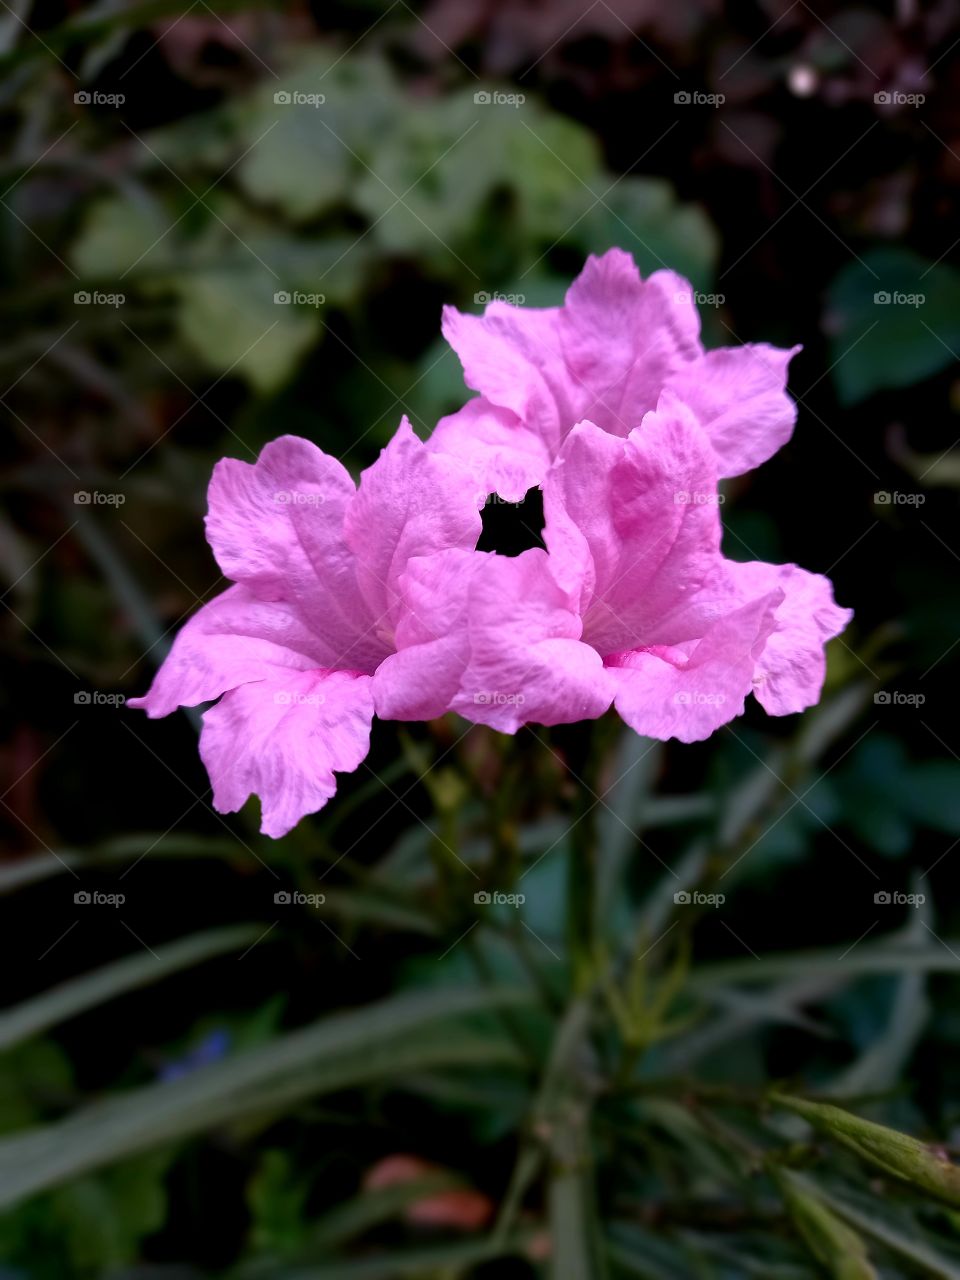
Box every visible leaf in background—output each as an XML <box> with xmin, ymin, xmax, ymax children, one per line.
<box><xmin>572</xmin><ymin>176</ymin><xmax>720</xmax><ymax>292</ymax></box>
<box><xmin>71</xmin><ymin>197</ymin><xmax>175</xmax><ymax>279</ymax></box>
<box><xmin>0</xmin><ymin>987</ymin><xmax>530</xmax><ymax>1209</ymax></box>
<box><xmin>172</xmin><ymin>268</ymin><xmax>317</xmax><ymax>392</ymax></box>
<box><xmin>774</xmin><ymin>1167</ymin><xmax>877</xmax><ymax>1280</ymax></box>
<box><xmin>824</xmin><ymin>248</ymin><xmax>960</xmax><ymax>404</ymax></box>
<box><xmin>0</xmin><ymin>923</ymin><xmax>265</xmax><ymax>1052</ymax></box>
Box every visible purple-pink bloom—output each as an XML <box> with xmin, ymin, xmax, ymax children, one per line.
<box><xmin>130</xmin><ymin>250</ymin><xmax>851</xmax><ymax>836</ymax></box>
<box><xmin>416</xmin><ymin>396</ymin><xmax>850</xmax><ymax>742</ymax></box>
<box><xmin>130</xmin><ymin>421</ymin><xmax>481</xmax><ymax>836</ymax></box>
<box><xmin>430</xmin><ymin>248</ymin><xmax>800</xmax><ymax>500</ymax></box>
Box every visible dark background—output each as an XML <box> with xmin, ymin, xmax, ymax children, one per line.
<box><xmin>2</xmin><ymin>1</ymin><xmax>960</xmax><ymax>1276</ymax></box>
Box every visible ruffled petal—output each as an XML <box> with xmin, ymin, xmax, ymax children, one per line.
<box><xmin>558</xmin><ymin>252</ymin><xmax>702</xmax><ymax>436</ymax></box>
<box><xmin>608</xmin><ymin>592</ymin><xmax>782</xmax><ymax>743</ymax></box>
<box><xmin>128</xmin><ymin>585</ymin><xmax>332</xmax><ymax>718</ymax></box>
<box><xmin>727</xmin><ymin>561</ymin><xmax>853</xmax><ymax>714</ymax></box>
<box><xmin>205</xmin><ymin>436</ymin><xmax>385</xmax><ymax>673</ymax></box>
<box><xmin>344</xmin><ymin>418</ymin><xmax>482</xmax><ymax>632</ymax></box>
<box><xmin>543</xmin><ymin>398</ymin><xmax>724</xmax><ymax>656</ymax></box>
<box><xmin>199</xmin><ymin>669</ymin><xmax>375</xmax><ymax>837</ymax></box>
<box><xmin>372</xmin><ymin>549</ymin><xmax>480</xmax><ymax>721</ymax></box>
<box><xmin>449</xmin><ymin>549</ymin><xmax>614</xmax><ymax>732</ymax></box>
<box><xmin>663</xmin><ymin>343</ymin><xmax>801</xmax><ymax>478</ymax></box>
<box><xmin>428</xmin><ymin>398</ymin><xmax>552</xmax><ymax>503</ymax></box>
<box><xmin>440</xmin><ymin>302</ymin><xmax>567</xmax><ymax>452</ymax></box>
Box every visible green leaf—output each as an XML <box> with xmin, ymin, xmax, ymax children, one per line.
<box><xmin>824</xmin><ymin>248</ymin><xmax>960</xmax><ymax>404</ymax></box>
<box><xmin>572</xmin><ymin>177</ymin><xmax>719</xmax><ymax>291</ymax></box>
<box><xmin>0</xmin><ymin>924</ymin><xmax>265</xmax><ymax>1052</ymax></box>
<box><xmin>0</xmin><ymin>987</ymin><xmax>530</xmax><ymax>1209</ymax></box>
<box><xmin>172</xmin><ymin>268</ymin><xmax>317</xmax><ymax>391</ymax></box>
<box><xmin>774</xmin><ymin>1167</ymin><xmax>877</xmax><ymax>1280</ymax></box>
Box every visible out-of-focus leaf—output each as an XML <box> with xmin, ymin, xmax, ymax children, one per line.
<box><xmin>817</xmin><ymin>1180</ymin><xmax>960</xmax><ymax>1279</ymax></box>
<box><xmin>774</xmin><ymin>1167</ymin><xmax>877</xmax><ymax>1280</ymax></box>
<box><xmin>825</xmin><ymin>249</ymin><xmax>960</xmax><ymax>404</ymax></box>
<box><xmin>573</xmin><ymin>176</ymin><xmax>720</xmax><ymax>291</ymax></box>
<box><xmin>172</xmin><ymin>268</ymin><xmax>317</xmax><ymax>391</ymax></box>
<box><xmin>0</xmin><ymin>924</ymin><xmax>264</xmax><ymax>1051</ymax></box>
<box><xmin>0</xmin><ymin>987</ymin><xmax>529</xmax><ymax>1208</ymax></box>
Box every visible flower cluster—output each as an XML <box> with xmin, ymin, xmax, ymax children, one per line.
<box><xmin>131</xmin><ymin>249</ymin><xmax>851</xmax><ymax>836</ymax></box>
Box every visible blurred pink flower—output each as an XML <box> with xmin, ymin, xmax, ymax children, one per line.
<box><xmin>362</xmin><ymin>1155</ymin><xmax>494</xmax><ymax>1231</ymax></box>
<box><xmin>430</xmin><ymin>247</ymin><xmax>800</xmax><ymax>500</ymax></box>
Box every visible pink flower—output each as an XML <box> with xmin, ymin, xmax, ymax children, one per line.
<box><xmin>416</xmin><ymin>396</ymin><xmax>850</xmax><ymax>742</ymax></box>
<box><xmin>130</xmin><ymin>420</ymin><xmax>482</xmax><ymax>836</ymax></box>
<box><xmin>430</xmin><ymin>248</ymin><xmax>800</xmax><ymax>500</ymax></box>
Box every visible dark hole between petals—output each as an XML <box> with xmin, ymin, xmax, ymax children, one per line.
<box><xmin>476</xmin><ymin>486</ymin><xmax>546</xmax><ymax>557</ymax></box>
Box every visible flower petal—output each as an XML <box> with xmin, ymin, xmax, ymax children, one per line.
<box><xmin>663</xmin><ymin>343</ymin><xmax>801</xmax><ymax>478</ymax></box>
<box><xmin>558</xmin><ymin>251</ymin><xmax>702</xmax><ymax>436</ymax></box>
<box><xmin>449</xmin><ymin>549</ymin><xmax>614</xmax><ymax>732</ymax></box>
<box><xmin>543</xmin><ymin>399</ymin><xmax>724</xmax><ymax>657</ymax></box>
<box><xmin>428</xmin><ymin>398</ymin><xmax>552</xmax><ymax>503</ymax></box>
<box><xmin>372</xmin><ymin>549</ymin><xmax>480</xmax><ymax>721</ymax></box>
<box><xmin>344</xmin><ymin>418</ymin><xmax>482</xmax><ymax>632</ymax></box>
<box><xmin>205</xmin><ymin>436</ymin><xmax>385</xmax><ymax>672</ymax></box>
<box><xmin>128</xmin><ymin>585</ymin><xmax>333</xmax><ymax>718</ymax></box>
<box><xmin>727</xmin><ymin>561</ymin><xmax>853</xmax><ymax>714</ymax></box>
<box><xmin>608</xmin><ymin>592</ymin><xmax>782</xmax><ymax>743</ymax></box>
<box><xmin>200</xmin><ymin>668</ymin><xmax>375</xmax><ymax>837</ymax></box>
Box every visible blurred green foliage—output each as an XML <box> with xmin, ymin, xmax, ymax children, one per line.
<box><xmin>2</xmin><ymin>1</ymin><xmax>960</xmax><ymax>1278</ymax></box>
